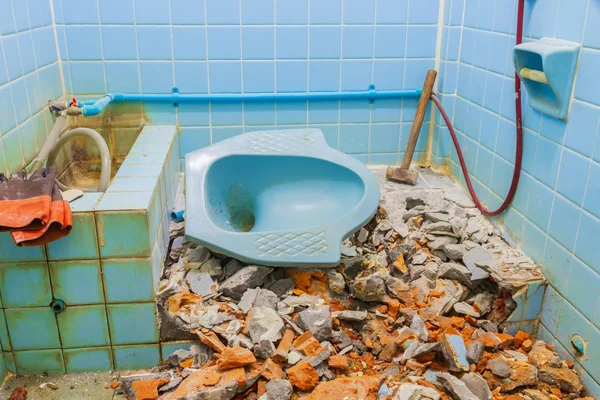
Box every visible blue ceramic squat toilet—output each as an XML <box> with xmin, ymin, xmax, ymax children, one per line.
<box><xmin>185</xmin><ymin>129</ymin><xmax>380</xmax><ymax>267</ymax></box>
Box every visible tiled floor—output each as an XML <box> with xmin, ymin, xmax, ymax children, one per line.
<box><xmin>0</xmin><ymin>372</ymin><xmax>121</xmax><ymax>400</ymax></box>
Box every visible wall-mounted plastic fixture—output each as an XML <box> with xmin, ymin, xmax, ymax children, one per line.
<box><xmin>513</xmin><ymin>38</ymin><xmax>580</xmax><ymax>120</ymax></box>
<box><xmin>571</xmin><ymin>335</ymin><xmax>586</xmax><ymax>356</ymax></box>
<box><xmin>50</xmin><ymin>299</ymin><xmax>66</xmax><ymax>313</ymax></box>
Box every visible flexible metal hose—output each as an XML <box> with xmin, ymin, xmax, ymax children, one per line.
<box><xmin>46</xmin><ymin>127</ymin><xmax>112</xmax><ymax>192</ymax></box>
<box><xmin>433</xmin><ymin>0</ymin><xmax>525</xmax><ymax>217</ymax></box>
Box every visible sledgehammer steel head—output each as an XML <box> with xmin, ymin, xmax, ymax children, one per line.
<box><xmin>385</xmin><ymin>167</ymin><xmax>419</xmax><ymax>185</ymax></box>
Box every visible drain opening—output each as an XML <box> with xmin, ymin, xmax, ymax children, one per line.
<box><xmin>230</xmin><ymin>211</ymin><xmax>255</xmax><ymax>232</ymax></box>
<box><xmin>50</xmin><ymin>299</ymin><xmax>66</xmax><ymax>313</ymax></box>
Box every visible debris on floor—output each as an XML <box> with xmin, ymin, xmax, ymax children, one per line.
<box><xmin>120</xmin><ymin>171</ymin><xmax>591</xmax><ymax>400</ymax></box>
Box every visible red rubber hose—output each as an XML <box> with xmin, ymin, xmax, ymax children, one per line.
<box><xmin>432</xmin><ymin>0</ymin><xmax>525</xmax><ymax>217</ymax></box>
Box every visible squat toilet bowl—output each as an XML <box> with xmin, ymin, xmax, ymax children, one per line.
<box><xmin>185</xmin><ymin>129</ymin><xmax>380</xmax><ymax>267</ymax></box>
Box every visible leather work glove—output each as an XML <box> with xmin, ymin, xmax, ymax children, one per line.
<box><xmin>0</xmin><ymin>168</ymin><xmax>57</xmax><ymax>231</ymax></box>
<box><xmin>11</xmin><ymin>183</ymin><xmax>73</xmax><ymax>247</ymax></box>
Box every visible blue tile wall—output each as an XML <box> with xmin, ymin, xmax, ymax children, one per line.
<box><xmin>432</xmin><ymin>0</ymin><xmax>600</xmax><ymax>389</ymax></box>
<box><xmin>53</xmin><ymin>0</ymin><xmax>439</xmax><ymax>166</ymax></box>
<box><xmin>0</xmin><ymin>0</ymin><xmax>62</xmax><ymax>175</ymax></box>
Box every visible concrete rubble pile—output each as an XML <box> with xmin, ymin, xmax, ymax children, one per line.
<box><xmin>120</xmin><ymin>186</ymin><xmax>592</xmax><ymax>400</ymax></box>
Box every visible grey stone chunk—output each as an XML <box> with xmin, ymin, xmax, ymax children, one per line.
<box><xmin>352</xmin><ymin>271</ymin><xmax>387</xmax><ymax>302</ymax></box>
<box><xmin>219</xmin><ymin>266</ymin><xmax>273</xmax><ymax>300</ymax></box>
<box><xmin>183</xmin><ymin>380</ymin><xmax>237</xmax><ymax>400</ymax></box>
<box><xmin>428</xmin><ymin>236</ymin><xmax>458</xmax><ymax>251</ymax></box>
<box><xmin>287</xmin><ymin>350</ymin><xmax>302</xmax><ymax>365</ymax></box>
<box><xmin>331</xmin><ymin>329</ymin><xmax>352</xmax><ymax>348</ymax></box>
<box><xmin>438</xmin><ymin>262</ymin><xmax>472</xmax><ymax>287</ymax></box>
<box><xmin>441</xmin><ymin>333</ymin><xmax>469</xmax><ymax>372</ymax></box>
<box><xmin>425</xmin><ymin>212</ymin><xmax>450</xmax><ymax>223</ymax></box>
<box><xmin>357</xmin><ymin>227</ymin><xmax>369</xmax><ymax>243</ymax></box>
<box><xmin>267</xmin><ymin>278</ymin><xmax>295</xmax><ymax>297</ymax></box>
<box><xmin>422</xmin><ymin>262</ymin><xmax>440</xmax><ymax>280</ymax></box>
<box><xmin>391</xmin><ymin>219</ymin><xmax>409</xmax><ymax>238</ymax></box>
<box><xmin>409</xmin><ymin>313</ymin><xmax>428</xmax><ymax>341</ymax></box>
<box><xmin>254</xmin><ymin>339</ymin><xmax>276</xmax><ymax>359</ymax></box>
<box><xmin>401</xmin><ymin>342</ymin><xmax>441</xmax><ymax>362</ymax></box>
<box><xmin>522</xmin><ymin>389</ymin><xmax>550</xmax><ymax>400</ymax></box>
<box><xmin>247</xmin><ymin>307</ymin><xmax>284</xmax><ymax>344</ymax></box>
<box><xmin>308</xmin><ymin>346</ymin><xmax>332</xmax><ymax>367</ymax></box>
<box><xmin>408</xmin><ymin>263</ymin><xmax>425</xmax><ymax>280</ymax></box>
<box><xmin>296</xmin><ymin>305</ymin><xmax>332</xmax><ymax>341</ymax></box>
<box><xmin>327</xmin><ymin>270</ymin><xmax>346</xmax><ymax>294</ymax></box>
<box><xmin>394</xmin><ymin>383</ymin><xmax>441</xmax><ymax>400</ymax></box>
<box><xmin>314</xmin><ymin>363</ymin><xmax>335</xmax><ymax>380</ymax></box>
<box><xmin>502</xmin><ymin>350</ymin><xmax>528</xmax><ymax>362</ymax></box>
<box><xmin>185</xmin><ymin>246</ymin><xmax>211</xmax><ymax>264</ymax></box>
<box><xmin>281</xmin><ymin>294</ymin><xmax>322</xmax><ymax>308</ymax></box>
<box><xmin>453</xmin><ymin>302</ymin><xmax>481</xmax><ymax>317</ymax></box>
<box><xmin>196</xmin><ymin>307</ymin><xmax>235</xmax><ymax>329</ymax></box>
<box><xmin>443</xmin><ymin>244</ymin><xmax>467</xmax><ymax>261</ymax></box>
<box><xmin>469</xmin><ymin>292</ymin><xmax>495</xmax><ymax>315</ymax></box>
<box><xmin>466</xmin><ymin>342</ymin><xmax>484</xmax><ymax>364</ymax></box>
<box><xmin>159</xmin><ymin>376</ymin><xmax>183</xmax><ymax>393</ymax></box>
<box><xmin>383</xmin><ymin>364</ymin><xmax>400</xmax><ymax>378</ymax></box>
<box><xmin>186</xmin><ymin>271</ymin><xmax>217</xmax><ymax>296</ymax></box>
<box><xmin>168</xmin><ymin>349</ymin><xmax>193</xmax><ymax>366</ymax></box>
<box><xmin>121</xmin><ymin>373</ymin><xmax>171</xmax><ymax>400</ymax></box>
<box><xmin>341</xmin><ymin>245</ymin><xmax>358</xmax><ymax>257</ymax></box>
<box><xmin>238</xmin><ymin>288</ymin><xmax>259</xmax><ymax>314</ymax></box>
<box><xmin>157</xmin><ymin>292</ymin><xmax>197</xmax><ymax>342</ymax></box>
<box><xmin>462</xmin><ymin>247</ymin><xmax>493</xmax><ymax>284</ymax></box>
<box><xmin>190</xmin><ymin>344</ymin><xmax>213</xmax><ymax>367</ymax></box>
<box><xmin>427</xmin><ymin>279</ymin><xmax>465</xmax><ymax>316</ymax></box>
<box><xmin>437</xmin><ymin>372</ymin><xmax>479</xmax><ymax>400</ymax></box>
<box><xmin>460</xmin><ymin>373</ymin><xmax>492</xmax><ymax>400</ymax></box>
<box><xmin>199</xmin><ymin>258</ymin><xmax>222</xmax><ymax>278</ymax></box>
<box><xmin>265</xmin><ymin>379</ymin><xmax>293</xmax><ymax>400</ymax></box>
<box><xmin>411</xmin><ymin>250</ymin><xmax>428</xmax><ymax>265</ymax></box>
<box><xmin>332</xmin><ymin>310</ymin><xmax>368</xmax><ymax>321</ymax></box>
<box><xmin>477</xmin><ymin>320</ymin><xmax>498</xmax><ymax>333</ymax></box>
<box><xmin>386</xmin><ymin>275</ymin><xmax>411</xmax><ymax>298</ymax></box>
<box><xmin>254</xmin><ymin>289</ymin><xmax>279</xmax><ymax>309</ymax></box>
<box><xmin>487</xmin><ymin>357</ymin><xmax>511</xmax><ymax>378</ymax></box>
<box><xmin>222</xmin><ymin>259</ymin><xmax>244</xmax><ymax>280</ymax></box>
<box><xmin>340</xmin><ymin>256</ymin><xmax>365</xmax><ymax>279</ymax></box>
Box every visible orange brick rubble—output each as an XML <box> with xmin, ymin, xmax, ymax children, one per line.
<box><xmin>287</xmin><ymin>361</ymin><xmax>319</xmax><ymax>391</ymax></box>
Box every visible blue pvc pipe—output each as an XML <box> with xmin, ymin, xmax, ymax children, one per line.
<box><xmin>170</xmin><ymin>210</ymin><xmax>185</xmax><ymax>223</ymax></box>
<box><xmin>81</xmin><ymin>88</ymin><xmax>422</xmax><ymax>117</ymax></box>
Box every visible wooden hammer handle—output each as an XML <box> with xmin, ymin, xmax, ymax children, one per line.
<box><xmin>400</xmin><ymin>69</ymin><xmax>437</xmax><ymax>170</ymax></box>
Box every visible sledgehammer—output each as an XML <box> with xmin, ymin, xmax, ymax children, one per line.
<box><xmin>386</xmin><ymin>69</ymin><xmax>437</xmax><ymax>185</ymax></box>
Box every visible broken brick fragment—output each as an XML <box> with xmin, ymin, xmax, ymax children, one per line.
<box><xmin>328</xmin><ymin>355</ymin><xmax>349</xmax><ymax>370</ymax></box>
<box><xmin>7</xmin><ymin>387</ymin><xmax>27</xmax><ymax>400</ymax></box>
<box><xmin>257</xmin><ymin>380</ymin><xmax>267</xmax><ymax>397</ymax></box>
<box><xmin>179</xmin><ymin>358</ymin><xmax>194</xmax><ymax>369</ymax></box>
<box><xmin>513</xmin><ymin>331</ymin><xmax>530</xmax><ymax>348</ymax></box>
<box><xmin>303</xmin><ymin>375</ymin><xmax>384</xmax><ymax>400</ymax></box>
<box><xmin>216</xmin><ymin>346</ymin><xmax>257</xmax><ymax>370</ymax></box>
<box><xmin>168</xmin><ymin>291</ymin><xmax>203</xmax><ymax>314</ymax></box>
<box><xmin>292</xmin><ymin>331</ymin><xmax>323</xmax><ymax>356</ymax></box>
<box><xmin>287</xmin><ymin>361</ymin><xmax>319</xmax><ymax>391</ymax></box>
<box><xmin>130</xmin><ymin>378</ymin><xmax>170</xmax><ymax>400</ymax></box>
<box><xmin>221</xmin><ymin>367</ymin><xmax>247</xmax><ymax>387</ymax></box>
<box><xmin>272</xmin><ymin>328</ymin><xmax>295</xmax><ymax>362</ymax></box>
<box><xmin>262</xmin><ymin>358</ymin><xmax>285</xmax><ymax>380</ymax></box>
<box><xmin>198</xmin><ymin>330</ymin><xmax>226</xmax><ymax>353</ymax></box>
<box><xmin>522</xmin><ymin>339</ymin><xmax>533</xmax><ymax>352</ymax></box>
<box><xmin>200</xmin><ymin>372</ymin><xmax>221</xmax><ymax>386</ymax></box>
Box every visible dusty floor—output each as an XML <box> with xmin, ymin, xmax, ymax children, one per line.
<box><xmin>0</xmin><ymin>372</ymin><xmax>122</xmax><ymax>399</ymax></box>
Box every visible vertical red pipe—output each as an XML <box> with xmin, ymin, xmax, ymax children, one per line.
<box><xmin>433</xmin><ymin>0</ymin><xmax>525</xmax><ymax>217</ymax></box>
